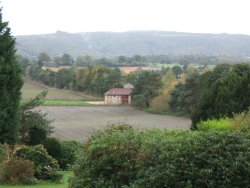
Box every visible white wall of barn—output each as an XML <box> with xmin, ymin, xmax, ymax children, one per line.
<box><xmin>105</xmin><ymin>95</ymin><xmax>122</xmax><ymax>104</ymax></box>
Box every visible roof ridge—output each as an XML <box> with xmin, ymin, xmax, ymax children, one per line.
<box><xmin>105</xmin><ymin>88</ymin><xmax>132</xmax><ymax>96</ymax></box>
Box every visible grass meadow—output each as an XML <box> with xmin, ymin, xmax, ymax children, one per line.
<box><xmin>43</xmin><ymin>99</ymin><xmax>92</xmax><ymax>106</ymax></box>
<box><xmin>21</xmin><ymin>80</ymin><xmax>103</xmax><ymax>106</ymax></box>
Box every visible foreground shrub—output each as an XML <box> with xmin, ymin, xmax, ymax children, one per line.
<box><xmin>42</xmin><ymin>138</ymin><xmax>82</xmax><ymax>170</ymax></box>
<box><xmin>197</xmin><ymin>118</ymin><xmax>232</xmax><ymax>131</ymax></box>
<box><xmin>59</xmin><ymin>140</ymin><xmax>82</xmax><ymax>170</ymax></box>
<box><xmin>69</xmin><ymin>124</ymin><xmax>143</xmax><ymax>187</ymax></box>
<box><xmin>13</xmin><ymin>145</ymin><xmax>62</xmax><ymax>181</ymax></box>
<box><xmin>42</xmin><ymin>137</ymin><xmax>62</xmax><ymax>164</ymax></box>
<box><xmin>0</xmin><ymin>159</ymin><xmax>36</xmax><ymax>185</ymax></box>
<box><xmin>70</xmin><ymin>125</ymin><xmax>250</xmax><ymax>188</ymax></box>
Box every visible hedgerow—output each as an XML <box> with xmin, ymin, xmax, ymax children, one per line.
<box><xmin>69</xmin><ymin>125</ymin><xmax>250</xmax><ymax>188</ymax></box>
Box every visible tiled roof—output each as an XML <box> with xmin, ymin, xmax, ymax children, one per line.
<box><xmin>105</xmin><ymin>88</ymin><xmax>132</xmax><ymax>96</ymax></box>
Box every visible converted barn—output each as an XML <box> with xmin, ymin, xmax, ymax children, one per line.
<box><xmin>104</xmin><ymin>88</ymin><xmax>132</xmax><ymax>105</ymax></box>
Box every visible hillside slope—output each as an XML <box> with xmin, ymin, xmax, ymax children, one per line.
<box><xmin>22</xmin><ymin>79</ymin><xmax>100</xmax><ymax>100</ymax></box>
<box><xmin>16</xmin><ymin>31</ymin><xmax>250</xmax><ymax>58</ymax></box>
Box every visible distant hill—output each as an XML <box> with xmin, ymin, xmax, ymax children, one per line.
<box><xmin>15</xmin><ymin>31</ymin><xmax>250</xmax><ymax>58</ymax></box>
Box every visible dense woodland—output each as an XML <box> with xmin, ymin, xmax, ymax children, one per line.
<box><xmin>1</xmin><ymin>6</ymin><xmax>250</xmax><ymax>187</ymax></box>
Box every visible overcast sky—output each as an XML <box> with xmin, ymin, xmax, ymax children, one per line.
<box><xmin>1</xmin><ymin>0</ymin><xmax>250</xmax><ymax>36</ymax></box>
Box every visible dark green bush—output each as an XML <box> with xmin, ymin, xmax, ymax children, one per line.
<box><xmin>42</xmin><ymin>137</ymin><xmax>62</xmax><ymax>164</ymax></box>
<box><xmin>0</xmin><ymin>159</ymin><xmax>36</xmax><ymax>185</ymax></box>
<box><xmin>59</xmin><ymin>140</ymin><xmax>82</xmax><ymax>170</ymax></box>
<box><xmin>132</xmin><ymin>95</ymin><xmax>147</xmax><ymax>109</ymax></box>
<box><xmin>70</xmin><ymin>125</ymin><xmax>250</xmax><ymax>188</ymax></box>
<box><xmin>42</xmin><ymin>138</ymin><xmax>82</xmax><ymax>170</ymax></box>
<box><xmin>133</xmin><ymin>131</ymin><xmax>250</xmax><ymax>188</ymax></box>
<box><xmin>13</xmin><ymin>145</ymin><xmax>62</xmax><ymax>181</ymax></box>
<box><xmin>29</xmin><ymin>127</ymin><xmax>48</xmax><ymax>145</ymax></box>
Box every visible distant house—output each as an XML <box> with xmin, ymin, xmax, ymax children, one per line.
<box><xmin>104</xmin><ymin>88</ymin><xmax>132</xmax><ymax>105</ymax></box>
<box><xmin>119</xmin><ymin>67</ymin><xmax>161</xmax><ymax>75</ymax></box>
<box><xmin>123</xmin><ymin>83</ymin><xmax>134</xmax><ymax>89</ymax></box>
<box><xmin>42</xmin><ymin>66</ymin><xmax>71</xmax><ymax>72</ymax></box>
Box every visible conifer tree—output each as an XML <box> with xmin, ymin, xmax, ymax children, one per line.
<box><xmin>0</xmin><ymin>7</ymin><xmax>23</xmax><ymax>143</ymax></box>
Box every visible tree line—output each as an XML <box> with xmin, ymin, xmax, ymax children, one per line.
<box><xmin>170</xmin><ymin>64</ymin><xmax>250</xmax><ymax>128</ymax></box>
<box><xmin>29</xmin><ymin>65</ymin><xmax>123</xmax><ymax>96</ymax></box>
<box><xmin>33</xmin><ymin>51</ymin><xmax>250</xmax><ymax>67</ymax></box>
<box><xmin>128</xmin><ymin>63</ymin><xmax>250</xmax><ymax>129</ymax></box>
<box><xmin>27</xmin><ymin>59</ymin><xmax>191</xmax><ymax>97</ymax></box>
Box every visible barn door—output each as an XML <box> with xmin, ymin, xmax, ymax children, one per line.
<box><xmin>121</xmin><ymin>95</ymin><xmax>129</xmax><ymax>104</ymax></box>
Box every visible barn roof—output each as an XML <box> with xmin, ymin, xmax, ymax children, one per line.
<box><xmin>105</xmin><ymin>88</ymin><xmax>132</xmax><ymax>96</ymax></box>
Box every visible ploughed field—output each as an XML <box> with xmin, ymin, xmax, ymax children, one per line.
<box><xmin>39</xmin><ymin>106</ymin><xmax>191</xmax><ymax>141</ymax></box>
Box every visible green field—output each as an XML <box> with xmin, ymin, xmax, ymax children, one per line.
<box><xmin>43</xmin><ymin>99</ymin><xmax>92</xmax><ymax>106</ymax></box>
<box><xmin>0</xmin><ymin>171</ymin><xmax>71</xmax><ymax>188</ymax></box>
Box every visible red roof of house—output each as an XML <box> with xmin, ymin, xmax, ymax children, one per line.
<box><xmin>105</xmin><ymin>88</ymin><xmax>132</xmax><ymax>96</ymax></box>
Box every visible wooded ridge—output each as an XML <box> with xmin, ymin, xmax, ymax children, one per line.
<box><xmin>16</xmin><ymin>31</ymin><xmax>250</xmax><ymax>58</ymax></box>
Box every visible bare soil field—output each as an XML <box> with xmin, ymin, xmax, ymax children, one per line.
<box><xmin>39</xmin><ymin>106</ymin><xmax>191</xmax><ymax>142</ymax></box>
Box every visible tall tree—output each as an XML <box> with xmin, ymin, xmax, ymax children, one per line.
<box><xmin>61</xmin><ymin>53</ymin><xmax>74</xmax><ymax>65</ymax></box>
<box><xmin>54</xmin><ymin>68</ymin><xmax>74</xmax><ymax>89</ymax></box>
<box><xmin>191</xmin><ymin>64</ymin><xmax>250</xmax><ymax>128</ymax></box>
<box><xmin>172</xmin><ymin>65</ymin><xmax>183</xmax><ymax>78</ymax></box>
<box><xmin>132</xmin><ymin>71</ymin><xmax>162</xmax><ymax>109</ymax></box>
<box><xmin>76</xmin><ymin>55</ymin><xmax>93</xmax><ymax>67</ymax></box>
<box><xmin>170</xmin><ymin>72</ymin><xmax>200</xmax><ymax>113</ymax></box>
<box><xmin>149</xmin><ymin>69</ymin><xmax>178</xmax><ymax>113</ymax></box>
<box><xmin>38</xmin><ymin>52</ymin><xmax>51</xmax><ymax>64</ymax></box>
<box><xmin>19</xmin><ymin>91</ymin><xmax>53</xmax><ymax>145</ymax></box>
<box><xmin>0</xmin><ymin>8</ymin><xmax>23</xmax><ymax>144</ymax></box>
